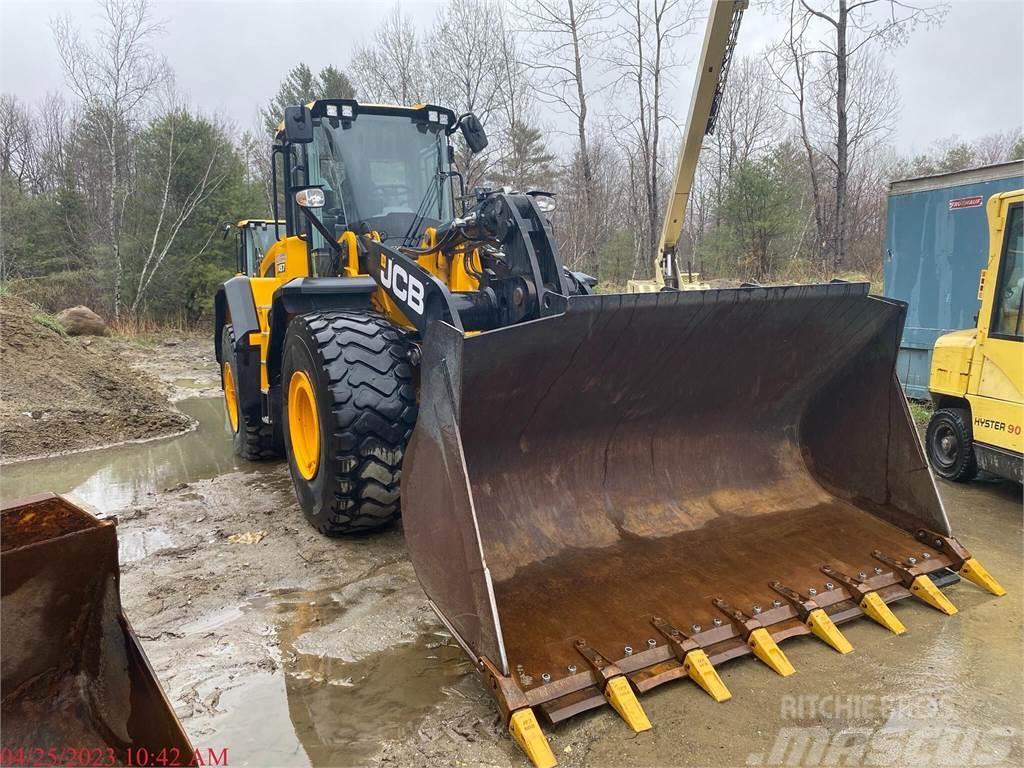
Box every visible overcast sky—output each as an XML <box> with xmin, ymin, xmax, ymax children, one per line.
<box><xmin>1</xmin><ymin>0</ymin><xmax>1022</xmax><ymax>156</ymax></box>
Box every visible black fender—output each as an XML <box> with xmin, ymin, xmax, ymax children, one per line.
<box><xmin>214</xmin><ymin>276</ymin><xmax>263</xmax><ymax>423</ymax></box>
<box><xmin>214</xmin><ymin>276</ymin><xmax>260</xmax><ymax>362</ymax></box>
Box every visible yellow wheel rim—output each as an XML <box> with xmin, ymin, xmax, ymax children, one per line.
<box><xmin>222</xmin><ymin>361</ymin><xmax>239</xmax><ymax>433</ymax></box>
<box><xmin>288</xmin><ymin>370</ymin><xmax>320</xmax><ymax>480</ymax></box>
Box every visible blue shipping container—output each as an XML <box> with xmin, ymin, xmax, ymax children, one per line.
<box><xmin>883</xmin><ymin>160</ymin><xmax>1024</xmax><ymax>399</ymax></box>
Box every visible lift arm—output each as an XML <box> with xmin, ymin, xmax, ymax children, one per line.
<box><xmin>655</xmin><ymin>0</ymin><xmax>746</xmax><ymax>288</ymax></box>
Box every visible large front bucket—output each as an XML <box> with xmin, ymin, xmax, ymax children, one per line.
<box><xmin>1</xmin><ymin>494</ymin><xmax>192</xmax><ymax>761</ymax></box>
<box><xmin>403</xmin><ymin>284</ymin><xmax>997</xmax><ymax>735</ymax></box>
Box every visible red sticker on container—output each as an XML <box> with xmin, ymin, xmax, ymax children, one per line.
<box><xmin>949</xmin><ymin>196</ymin><xmax>983</xmax><ymax>210</ymax></box>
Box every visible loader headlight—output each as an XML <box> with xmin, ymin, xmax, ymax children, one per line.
<box><xmin>294</xmin><ymin>187</ymin><xmax>325</xmax><ymax>208</ymax></box>
<box><xmin>325</xmin><ymin>104</ymin><xmax>338</xmax><ymax>117</ymax></box>
<box><xmin>533</xmin><ymin>195</ymin><xmax>556</xmax><ymax>214</ymax></box>
<box><xmin>341</xmin><ymin>104</ymin><xmax>354</xmax><ymax>118</ymax></box>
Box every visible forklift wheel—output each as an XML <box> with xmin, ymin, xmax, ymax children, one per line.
<box><xmin>925</xmin><ymin>408</ymin><xmax>978</xmax><ymax>482</ymax></box>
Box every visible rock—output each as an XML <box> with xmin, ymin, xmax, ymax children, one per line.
<box><xmin>56</xmin><ymin>306</ymin><xmax>110</xmax><ymax>336</ymax></box>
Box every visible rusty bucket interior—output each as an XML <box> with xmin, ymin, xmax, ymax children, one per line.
<box><xmin>1</xmin><ymin>494</ymin><xmax>192</xmax><ymax>761</ymax></box>
<box><xmin>403</xmin><ymin>283</ymin><xmax>983</xmax><ymax>724</ymax></box>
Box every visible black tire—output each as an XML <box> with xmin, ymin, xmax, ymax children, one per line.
<box><xmin>926</xmin><ymin>407</ymin><xmax>978</xmax><ymax>482</ymax></box>
<box><xmin>221</xmin><ymin>324</ymin><xmax>282</xmax><ymax>460</ymax></box>
<box><xmin>281</xmin><ymin>311</ymin><xmax>417</xmax><ymax>535</ymax></box>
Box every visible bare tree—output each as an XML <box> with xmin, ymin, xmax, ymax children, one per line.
<box><xmin>350</xmin><ymin>5</ymin><xmax>428</xmax><ymax>105</ymax></box>
<box><xmin>608</xmin><ymin>0</ymin><xmax>698</xmax><ymax>274</ymax></box>
<box><xmin>769</xmin><ymin>4</ymin><xmax>829</xmax><ymax>268</ymax></box>
<box><xmin>0</xmin><ymin>94</ymin><xmax>36</xmax><ymax>189</ymax></box>
<box><xmin>777</xmin><ymin>0</ymin><xmax>947</xmax><ymax>269</ymax></box>
<box><xmin>973</xmin><ymin>129</ymin><xmax>1024</xmax><ymax>166</ymax></box>
<box><xmin>53</xmin><ymin>0</ymin><xmax>170</xmax><ymax>317</ymax></box>
<box><xmin>513</xmin><ymin>0</ymin><xmax>610</xmax><ymax>271</ymax></box>
<box><xmin>430</xmin><ymin>0</ymin><xmax>508</xmax><ymax>190</ymax></box>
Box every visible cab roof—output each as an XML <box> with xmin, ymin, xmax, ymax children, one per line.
<box><xmin>236</xmin><ymin>219</ymin><xmax>284</xmax><ymax>228</ymax></box>
<box><xmin>273</xmin><ymin>99</ymin><xmax>458</xmax><ymax>141</ymax></box>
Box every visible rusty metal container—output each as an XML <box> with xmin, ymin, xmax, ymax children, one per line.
<box><xmin>402</xmin><ymin>283</ymin><xmax>1002</xmax><ymax>742</ymax></box>
<box><xmin>1</xmin><ymin>493</ymin><xmax>192</xmax><ymax>763</ymax></box>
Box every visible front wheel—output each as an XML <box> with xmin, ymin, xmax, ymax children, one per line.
<box><xmin>925</xmin><ymin>407</ymin><xmax>978</xmax><ymax>482</ymax></box>
<box><xmin>281</xmin><ymin>311</ymin><xmax>417</xmax><ymax>535</ymax></box>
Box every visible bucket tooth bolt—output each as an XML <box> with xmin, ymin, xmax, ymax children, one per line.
<box><xmin>509</xmin><ymin>708</ymin><xmax>557</xmax><ymax>768</ymax></box>
<box><xmin>917</xmin><ymin>529</ymin><xmax>1007</xmax><ymax>596</ymax></box>
<box><xmin>574</xmin><ymin>638</ymin><xmax>652</xmax><ymax>733</ymax></box>
<box><xmin>959</xmin><ymin>558</ymin><xmax>1006</xmax><ymax>597</ymax></box>
<box><xmin>713</xmin><ymin>598</ymin><xmax>795</xmax><ymax>677</ymax></box>
<box><xmin>651</xmin><ymin>616</ymin><xmax>731</xmax><ymax>703</ymax></box>
<box><xmin>821</xmin><ymin>565</ymin><xmax>905</xmax><ymax>635</ymax></box>
<box><xmin>871</xmin><ymin>549</ymin><xmax>957</xmax><ymax>616</ymax></box>
<box><xmin>770</xmin><ymin>580</ymin><xmax>851</xmax><ymax>655</ymax></box>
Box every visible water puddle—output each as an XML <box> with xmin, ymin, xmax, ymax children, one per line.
<box><xmin>0</xmin><ymin>397</ymin><xmax>273</xmax><ymax>510</ymax></box>
<box><xmin>173</xmin><ymin>378</ymin><xmax>208</xmax><ymax>389</ymax></box>
<box><xmin>119</xmin><ymin>526</ymin><xmax>175</xmax><ymax>562</ymax></box>
<box><xmin>198</xmin><ymin>587</ymin><xmax>472</xmax><ymax>766</ymax></box>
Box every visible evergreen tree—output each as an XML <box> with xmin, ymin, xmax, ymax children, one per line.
<box><xmin>261</xmin><ymin>64</ymin><xmax>356</xmax><ymax>134</ymax></box>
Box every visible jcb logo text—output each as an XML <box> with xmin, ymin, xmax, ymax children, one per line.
<box><xmin>380</xmin><ymin>255</ymin><xmax>425</xmax><ymax>315</ymax></box>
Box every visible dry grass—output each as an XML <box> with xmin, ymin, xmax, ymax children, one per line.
<box><xmin>108</xmin><ymin>312</ymin><xmax>200</xmax><ymax>339</ymax></box>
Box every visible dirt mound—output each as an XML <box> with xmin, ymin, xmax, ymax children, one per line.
<box><xmin>0</xmin><ymin>297</ymin><xmax>191</xmax><ymax>461</ymax></box>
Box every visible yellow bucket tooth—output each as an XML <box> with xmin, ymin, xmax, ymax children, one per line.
<box><xmin>859</xmin><ymin>591</ymin><xmax>906</xmax><ymax>634</ymax></box>
<box><xmin>910</xmin><ymin>575</ymin><xmax>958</xmax><ymax>615</ymax></box>
<box><xmin>805</xmin><ymin>609</ymin><xmax>853</xmax><ymax>654</ymax></box>
<box><xmin>959</xmin><ymin>557</ymin><xmax>1007</xmax><ymax>596</ymax></box>
<box><xmin>747</xmin><ymin>627</ymin><xmax>795</xmax><ymax>677</ymax></box>
<box><xmin>509</xmin><ymin>708</ymin><xmax>557</xmax><ymax>768</ymax></box>
<box><xmin>603</xmin><ymin>675</ymin><xmax>652</xmax><ymax>732</ymax></box>
<box><xmin>683</xmin><ymin>649</ymin><xmax>732</xmax><ymax>702</ymax></box>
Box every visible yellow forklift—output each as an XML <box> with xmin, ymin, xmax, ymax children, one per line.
<box><xmin>926</xmin><ymin>189</ymin><xmax>1024</xmax><ymax>483</ymax></box>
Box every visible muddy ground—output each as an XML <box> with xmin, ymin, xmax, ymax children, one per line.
<box><xmin>2</xmin><ymin>338</ymin><xmax>1021</xmax><ymax>768</ymax></box>
<box><xmin>0</xmin><ymin>297</ymin><xmax>201</xmax><ymax>461</ymax></box>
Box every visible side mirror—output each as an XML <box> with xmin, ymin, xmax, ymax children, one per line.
<box><xmin>294</xmin><ymin>187</ymin><xmax>325</xmax><ymax>209</ymax></box>
<box><xmin>283</xmin><ymin>105</ymin><xmax>314</xmax><ymax>144</ymax></box>
<box><xmin>460</xmin><ymin>113</ymin><xmax>488</xmax><ymax>154</ymax></box>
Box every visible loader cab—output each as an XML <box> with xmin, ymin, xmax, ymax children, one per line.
<box><xmin>273</xmin><ymin>99</ymin><xmax>464</xmax><ymax>276</ymax></box>
<box><xmin>234</xmin><ymin>219</ymin><xmax>283</xmax><ymax>276</ymax></box>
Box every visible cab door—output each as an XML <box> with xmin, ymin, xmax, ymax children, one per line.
<box><xmin>968</xmin><ymin>194</ymin><xmax>1024</xmax><ymax>453</ymax></box>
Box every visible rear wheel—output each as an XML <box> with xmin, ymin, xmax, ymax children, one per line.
<box><xmin>221</xmin><ymin>324</ymin><xmax>282</xmax><ymax>460</ymax></box>
<box><xmin>926</xmin><ymin>407</ymin><xmax>977</xmax><ymax>482</ymax></box>
<box><xmin>282</xmin><ymin>311</ymin><xmax>417</xmax><ymax>535</ymax></box>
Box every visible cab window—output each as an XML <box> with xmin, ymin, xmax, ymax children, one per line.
<box><xmin>991</xmin><ymin>202</ymin><xmax>1024</xmax><ymax>339</ymax></box>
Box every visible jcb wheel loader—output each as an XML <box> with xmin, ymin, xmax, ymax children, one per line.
<box><xmin>214</xmin><ymin>4</ymin><xmax>1005</xmax><ymax>766</ymax></box>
